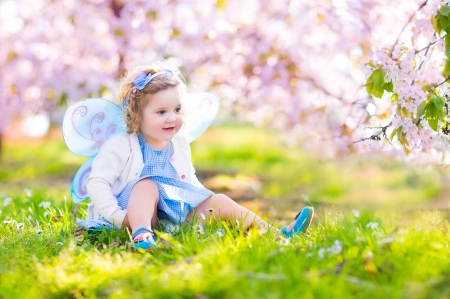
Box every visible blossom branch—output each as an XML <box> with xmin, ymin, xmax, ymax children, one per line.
<box><xmin>432</xmin><ymin>76</ymin><xmax>450</xmax><ymax>90</ymax></box>
<box><xmin>390</xmin><ymin>1</ymin><xmax>428</xmax><ymax>54</ymax></box>
<box><xmin>415</xmin><ymin>37</ymin><xmax>443</xmax><ymax>54</ymax></box>
<box><xmin>353</xmin><ymin>122</ymin><xmax>392</xmax><ymax>144</ymax></box>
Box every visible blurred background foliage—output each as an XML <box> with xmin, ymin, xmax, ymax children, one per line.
<box><xmin>2</xmin><ymin>125</ymin><xmax>447</xmax><ymax>219</ymax></box>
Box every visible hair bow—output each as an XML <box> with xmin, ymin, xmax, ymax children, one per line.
<box><xmin>132</xmin><ymin>68</ymin><xmax>180</xmax><ymax>93</ymax></box>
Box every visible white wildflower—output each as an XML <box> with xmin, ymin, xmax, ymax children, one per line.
<box><xmin>3</xmin><ymin>197</ymin><xmax>12</xmax><ymax>206</ymax></box>
<box><xmin>194</xmin><ymin>224</ymin><xmax>204</xmax><ymax>235</ymax></box>
<box><xmin>39</xmin><ymin>201</ymin><xmax>51</xmax><ymax>209</ymax></box>
<box><xmin>329</xmin><ymin>240</ymin><xmax>342</xmax><ymax>254</ymax></box>
<box><xmin>35</xmin><ymin>228</ymin><xmax>43</xmax><ymax>234</ymax></box>
<box><xmin>28</xmin><ymin>207</ymin><xmax>33</xmax><ymax>213</ymax></box>
<box><xmin>366</xmin><ymin>222</ymin><xmax>379</xmax><ymax>229</ymax></box>
<box><xmin>372</xmin><ymin>231</ymin><xmax>383</xmax><ymax>239</ymax></box>
<box><xmin>141</xmin><ymin>232</ymin><xmax>153</xmax><ymax>241</ymax></box>
<box><xmin>301</xmin><ymin>194</ymin><xmax>309</xmax><ymax>202</ymax></box>
<box><xmin>44</xmin><ymin>211</ymin><xmax>49</xmax><ymax>217</ymax></box>
<box><xmin>3</xmin><ymin>220</ymin><xmax>17</xmax><ymax>225</ymax></box>
<box><xmin>16</xmin><ymin>222</ymin><xmax>24</xmax><ymax>230</ymax></box>
<box><xmin>24</xmin><ymin>188</ymin><xmax>32</xmax><ymax>197</ymax></box>
<box><xmin>56</xmin><ymin>242</ymin><xmax>64</xmax><ymax>246</ymax></box>
<box><xmin>355</xmin><ymin>236</ymin><xmax>365</xmax><ymax>243</ymax></box>
<box><xmin>377</xmin><ymin>236</ymin><xmax>396</xmax><ymax>245</ymax></box>
<box><xmin>199</xmin><ymin>213</ymin><xmax>206</xmax><ymax>221</ymax></box>
<box><xmin>318</xmin><ymin>247</ymin><xmax>326</xmax><ymax>259</ymax></box>
<box><xmin>26</xmin><ymin>216</ymin><xmax>33</xmax><ymax>221</ymax></box>
<box><xmin>352</xmin><ymin>209</ymin><xmax>360</xmax><ymax>218</ymax></box>
<box><xmin>216</xmin><ymin>228</ymin><xmax>225</xmax><ymax>237</ymax></box>
<box><xmin>278</xmin><ymin>238</ymin><xmax>290</xmax><ymax>246</ymax></box>
<box><xmin>258</xmin><ymin>228</ymin><xmax>268</xmax><ymax>236</ymax></box>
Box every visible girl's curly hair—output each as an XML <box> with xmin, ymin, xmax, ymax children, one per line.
<box><xmin>118</xmin><ymin>61</ymin><xmax>187</xmax><ymax>134</ymax></box>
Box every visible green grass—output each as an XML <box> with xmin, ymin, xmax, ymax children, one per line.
<box><xmin>1</xmin><ymin>125</ymin><xmax>450</xmax><ymax>298</ymax></box>
<box><xmin>1</xmin><ymin>191</ymin><xmax>450</xmax><ymax>298</ymax></box>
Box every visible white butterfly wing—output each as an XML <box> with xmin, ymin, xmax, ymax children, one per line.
<box><xmin>180</xmin><ymin>92</ymin><xmax>220</xmax><ymax>143</ymax></box>
<box><xmin>71</xmin><ymin>155</ymin><xmax>96</xmax><ymax>203</ymax></box>
<box><xmin>63</xmin><ymin>98</ymin><xmax>125</xmax><ymax>202</ymax></box>
<box><xmin>62</xmin><ymin>98</ymin><xmax>126</xmax><ymax>157</ymax></box>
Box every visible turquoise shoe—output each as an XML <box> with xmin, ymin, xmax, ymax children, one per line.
<box><xmin>130</xmin><ymin>227</ymin><xmax>157</xmax><ymax>250</ymax></box>
<box><xmin>280</xmin><ymin>207</ymin><xmax>314</xmax><ymax>238</ymax></box>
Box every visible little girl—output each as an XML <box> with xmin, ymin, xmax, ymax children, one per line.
<box><xmin>83</xmin><ymin>61</ymin><xmax>314</xmax><ymax>249</ymax></box>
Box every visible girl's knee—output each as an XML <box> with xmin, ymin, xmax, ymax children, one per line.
<box><xmin>129</xmin><ymin>178</ymin><xmax>159</xmax><ymax>204</ymax></box>
<box><xmin>210</xmin><ymin>194</ymin><xmax>235</xmax><ymax>206</ymax></box>
<box><xmin>134</xmin><ymin>178</ymin><xmax>157</xmax><ymax>192</ymax></box>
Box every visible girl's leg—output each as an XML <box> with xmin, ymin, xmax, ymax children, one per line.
<box><xmin>122</xmin><ymin>178</ymin><xmax>159</xmax><ymax>236</ymax></box>
<box><xmin>186</xmin><ymin>194</ymin><xmax>274</xmax><ymax>231</ymax></box>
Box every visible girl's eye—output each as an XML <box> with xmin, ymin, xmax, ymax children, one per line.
<box><xmin>175</xmin><ymin>107</ymin><xmax>181</xmax><ymax>113</ymax></box>
<box><xmin>158</xmin><ymin>110</ymin><xmax>165</xmax><ymax>115</ymax></box>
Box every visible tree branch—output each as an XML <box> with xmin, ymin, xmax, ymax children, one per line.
<box><xmin>390</xmin><ymin>1</ymin><xmax>428</xmax><ymax>54</ymax></box>
<box><xmin>415</xmin><ymin>36</ymin><xmax>443</xmax><ymax>54</ymax></box>
<box><xmin>433</xmin><ymin>76</ymin><xmax>450</xmax><ymax>90</ymax></box>
<box><xmin>353</xmin><ymin>122</ymin><xmax>392</xmax><ymax>144</ymax></box>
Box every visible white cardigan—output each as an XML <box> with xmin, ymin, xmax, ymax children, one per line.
<box><xmin>85</xmin><ymin>132</ymin><xmax>204</xmax><ymax>228</ymax></box>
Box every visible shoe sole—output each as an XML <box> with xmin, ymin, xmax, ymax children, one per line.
<box><xmin>295</xmin><ymin>207</ymin><xmax>314</xmax><ymax>233</ymax></box>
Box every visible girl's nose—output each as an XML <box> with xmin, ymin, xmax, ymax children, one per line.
<box><xmin>167</xmin><ymin>112</ymin><xmax>177</xmax><ymax>122</ymax></box>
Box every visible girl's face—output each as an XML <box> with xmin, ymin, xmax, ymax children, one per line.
<box><xmin>139</xmin><ymin>86</ymin><xmax>183</xmax><ymax>150</ymax></box>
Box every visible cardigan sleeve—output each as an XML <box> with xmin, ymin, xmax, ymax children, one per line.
<box><xmin>190</xmin><ymin>164</ymin><xmax>205</xmax><ymax>188</ymax></box>
<box><xmin>86</xmin><ymin>135</ymin><xmax>129</xmax><ymax>228</ymax></box>
<box><xmin>181</xmin><ymin>134</ymin><xmax>206</xmax><ymax>189</ymax></box>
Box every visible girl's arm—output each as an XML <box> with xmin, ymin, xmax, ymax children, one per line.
<box><xmin>86</xmin><ymin>136</ymin><xmax>130</xmax><ymax>228</ymax></box>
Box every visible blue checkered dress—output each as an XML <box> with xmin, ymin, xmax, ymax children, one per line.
<box><xmin>76</xmin><ymin>134</ymin><xmax>214</xmax><ymax>230</ymax></box>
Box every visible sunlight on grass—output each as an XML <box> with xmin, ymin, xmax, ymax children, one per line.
<box><xmin>1</xmin><ymin>189</ymin><xmax>450</xmax><ymax>298</ymax></box>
